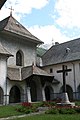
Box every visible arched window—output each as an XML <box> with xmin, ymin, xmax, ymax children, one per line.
<box><xmin>16</xmin><ymin>50</ymin><xmax>23</xmax><ymax>66</ymax></box>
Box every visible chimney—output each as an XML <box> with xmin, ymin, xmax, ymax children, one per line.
<box><xmin>55</xmin><ymin>42</ymin><xmax>59</xmax><ymax>45</ymax></box>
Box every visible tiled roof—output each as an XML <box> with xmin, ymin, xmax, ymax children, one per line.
<box><xmin>32</xmin><ymin>65</ymin><xmax>53</xmax><ymax>76</ymax></box>
<box><xmin>7</xmin><ymin>65</ymin><xmax>54</xmax><ymax>81</ymax></box>
<box><xmin>0</xmin><ymin>0</ymin><xmax>7</xmax><ymax>9</ymax></box>
<box><xmin>42</xmin><ymin>38</ymin><xmax>80</xmax><ymax>66</ymax></box>
<box><xmin>0</xmin><ymin>42</ymin><xmax>13</xmax><ymax>57</ymax></box>
<box><xmin>0</xmin><ymin>16</ymin><xmax>43</xmax><ymax>44</ymax></box>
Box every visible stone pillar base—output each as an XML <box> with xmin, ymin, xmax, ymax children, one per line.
<box><xmin>57</xmin><ymin>92</ymin><xmax>75</xmax><ymax>107</ymax></box>
<box><xmin>27</xmin><ymin>87</ymin><xmax>31</xmax><ymax>103</ymax></box>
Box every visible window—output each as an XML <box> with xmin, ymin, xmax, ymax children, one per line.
<box><xmin>16</xmin><ymin>50</ymin><xmax>23</xmax><ymax>66</ymax></box>
<box><xmin>50</xmin><ymin>68</ymin><xmax>53</xmax><ymax>73</ymax></box>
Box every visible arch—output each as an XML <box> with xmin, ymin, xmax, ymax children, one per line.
<box><xmin>0</xmin><ymin>87</ymin><xmax>4</xmax><ymax>104</ymax></box>
<box><xmin>30</xmin><ymin>80</ymin><xmax>37</xmax><ymax>102</ymax></box>
<box><xmin>16</xmin><ymin>50</ymin><xmax>24</xmax><ymax>66</ymax></box>
<box><xmin>9</xmin><ymin>85</ymin><xmax>21</xmax><ymax>103</ymax></box>
<box><xmin>44</xmin><ymin>85</ymin><xmax>54</xmax><ymax>101</ymax></box>
<box><xmin>60</xmin><ymin>85</ymin><xmax>73</xmax><ymax>100</ymax></box>
<box><xmin>77</xmin><ymin>85</ymin><xmax>80</xmax><ymax>100</ymax></box>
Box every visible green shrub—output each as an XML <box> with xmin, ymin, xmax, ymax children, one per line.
<box><xmin>75</xmin><ymin>101</ymin><xmax>80</xmax><ymax>106</ymax></box>
<box><xmin>75</xmin><ymin>107</ymin><xmax>80</xmax><ymax>113</ymax></box>
<box><xmin>45</xmin><ymin>108</ymin><xmax>59</xmax><ymax>114</ymax></box>
<box><xmin>39</xmin><ymin>101</ymin><xmax>56</xmax><ymax>107</ymax></box>
<box><xmin>16</xmin><ymin>102</ymin><xmax>38</xmax><ymax>114</ymax></box>
<box><xmin>59</xmin><ymin>108</ymin><xmax>76</xmax><ymax>114</ymax></box>
<box><xmin>45</xmin><ymin>107</ymin><xmax>79</xmax><ymax>115</ymax></box>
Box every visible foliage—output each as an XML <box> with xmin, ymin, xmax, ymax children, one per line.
<box><xmin>59</xmin><ymin>108</ymin><xmax>76</xmax><ymax>114</ymax></box>
<box><xmin>16</xmin><ymin>101</ymin><xmax>80</xmax><ymax>115</ymax></box>
<box><xmin>1</xmin><ymin>101</ymin><xmax>80</xmax><ymax>119</ymax></box>
<box><xmin>38</xmin><ymin>101</ymin><xmax>56</xmax><ymax>107</ymax></box>
<box><xmin>45</xmin><ymin>108</ymin><xmax>59</xmax><ymax>114</ymax></box>
<box><xmin>16</xmin><ymin>102</ymin><xmax>37</xmax><ymax>114</ymax></box>
<box><xmin>75</xmin><ymin>101</ymin><xmax>80</xmax><ymax>106</ymax></box>
<box><xmin>45</xmin><ymin>106</ymin><xmax>80</xmax><ymax>115</ymax></box>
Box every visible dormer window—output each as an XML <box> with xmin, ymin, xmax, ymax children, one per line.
<box><xmin>66</xmin><ymin>47</ymin><xmax>70</xmax><ymax>53</ymax></box>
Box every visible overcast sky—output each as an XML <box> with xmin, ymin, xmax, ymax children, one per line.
<box><xmin>0</xmin><ymin>0</ymin><xmax>80</xmax><ymax>46</ymax></box>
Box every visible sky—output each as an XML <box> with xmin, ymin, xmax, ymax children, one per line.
<box><xmin>1</xmin><ymin>0</ymin><xmax>80</xmax><ymax>47</ymax></box>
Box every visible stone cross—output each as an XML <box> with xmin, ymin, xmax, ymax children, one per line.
<box><xmin>57</xmin><ymin>65</ymin><xmax>71</xmax><ymax>92</ymax></box>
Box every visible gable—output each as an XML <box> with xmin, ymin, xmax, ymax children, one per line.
<box><xmin>0</xmin><ymin>16</ymin><xmax>43</xmax><ymax>45</ymax></box>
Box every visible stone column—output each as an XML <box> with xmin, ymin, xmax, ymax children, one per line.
<box><xmin>3</xmin><ymin>95</ymin><xmax>9</xmax><ymax>105</ymax></box>
<box><xmin>27</xmin><ymin>87</ymin><xmax>31</xmax><ymax>102</ymax></box>
<box><xmin>42</xmin><ymin>88</ymin><xmax>46</xmax><ymax>101</ymax></box>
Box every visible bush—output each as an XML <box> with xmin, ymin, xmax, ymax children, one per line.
<box><xmin>39</xmin><ymin>101</ymin><xmax>56</xmax><ymax>107</ymax></box>
<box><xmin>16</xmin><ymin>101</ymin><xmax>80</xmax><ymax>115</ymax></box>
<box><xmin>75</xmin><ymin>101</ymin><xmax>80</xmax><ymax>106</ymax></box>
<box><xmin>59</xmin><ymin>108</ymin><xmax>76</xmax><ymax>114</ymax></box>
<box><xmin>75</xmin><ymin>107</ymin><xmax>80</xmax><ymax>113</ymax></box>
<box><xmin>45</xmin><ymin>107</ymin><xmax>78</xmax><ymax>115</ymax></box>
<box><xmin>22</xmin><ymin>102</ymin><xmax>32</xmax><ymax>108</ymax></box>
<box><xmin>45</xmin><ymin>108</ymin><xmax>59</xmax><ymax>114</ymax></box>
<box><xmin>16</xmin><ymin>102</ymin><xmax>36</xmax><ymax>114</ymax></box>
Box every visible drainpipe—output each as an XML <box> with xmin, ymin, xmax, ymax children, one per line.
<box><xmin>72</xmin><ymin>63</ymin><xmax>77</xmax><ymax>99</ymax></box>
<box><xmin>5</xmin><ymin>77</ymin><xmax>7</xmax><ymax>105</ymax></box>
<box><xmin>5</xmin><ymin>58</ymin><xmax>8</xmax><ymax>105</ymax></box>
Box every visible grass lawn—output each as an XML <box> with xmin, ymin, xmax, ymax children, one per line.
<box><xmin>0</xmin><ymin>101</ymin><xmax>80</xmax><ymax>120</ymax></box>
<box><xmin>9</xmin><ymin>114</ymin><xmax>80</xmax><ymax>120</ymax></box>
<box><xmin>0</xmin><ymin>105</ymin><xmax>23</xmax><ymax>118</ymax></box>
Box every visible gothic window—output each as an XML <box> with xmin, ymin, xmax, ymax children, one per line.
<box><xmin>16</xmin><ymin>50</ymin><xmax>23</xmax><ymax>66</ymax></box>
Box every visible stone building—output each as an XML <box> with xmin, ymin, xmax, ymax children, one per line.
<box><xmin>42</xmin><ymin>39</ymin><xmax>80</xmax><ymax>101</ymax></box>
<box><xmin>1</xmin><ymin>0</ymin><xmax>80</xmax><ymax>104</ymax></box>
<box><xmin>0</xmin><ymin>15</ymin><xmax>58</xmax><ymax>105</ymax></box>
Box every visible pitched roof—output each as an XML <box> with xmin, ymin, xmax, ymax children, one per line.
<box><xmin>0</xmin><ymin>42</ymin><xmax>13</xmax><ymax>57</ymax></box>
<box><xmin>7</xmin><ymin>65</ymin><xmax>53</xmax><ymax>81</ymax></box>
<box><xmin>0</xmin><ymin>16</ymin><xmax>43</xmax><ymax>44</ymax></box>
<box><xmin>42</xmin><ymin>38</ymin><xmax>80</xmax><ymax>66</ymax></box>
<box><xmin>0</xmin><ymin>0</ymin><xmax>7</xmax><ymax>9</ymax></box>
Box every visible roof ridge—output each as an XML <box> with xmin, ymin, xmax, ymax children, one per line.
<box><xmin>0</xmin><ymin>16</ymin><xmax>10</xmax><ymax>30</ymax></box>
<box><xmin>42</xmin><ymin>38</ymin><xmax>80</xmax><ymax>58</ymax></box>
<box><xmin>0</xmin><ymin>15</ymin><xmax>43</xmax><ymax>44</ymax></box>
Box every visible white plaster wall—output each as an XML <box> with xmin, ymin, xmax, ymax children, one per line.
<box><xmin>0</xmin><ymin>35</ymin><xmax>37</xmax><ymax>67</ymax></box>
<box><xmin>43</xmin><ymin>61</ymin><xmax>80</xmax><ymax>95</ymax></box>
<box><xmin>0</xmin><ymin>56</ymin><xmax>7</xmax><ymax>94</ymax></box>
<box><xmin>7</xmin><ymin>79</ymin><xmax>27</xmax><ymax>103</ymax></box>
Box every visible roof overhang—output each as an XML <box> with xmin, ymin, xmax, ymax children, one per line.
<box><xmin>7</xmin><ymin>65</ymin><xmax>54</xmax><ymax>81</ymax></box>
<box><xmin>1</xmin><ymin>29</ymin><xmax>43</xmax><ymax>45</ymax></box>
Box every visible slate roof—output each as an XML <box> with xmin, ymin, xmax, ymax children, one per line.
<box><xmin>7</xmin><ymin>65</ymin><xmax>54</xmax><ymax>81</ymax></box>
<box><xmin>42</xmin><ymin>38</ymin><xmax>80</xmax><ymax>66</ymax></box>
<box><xmin>0</xmin><ymin>0</ymin><xmax>7</xmax><ymax>9</ymax></box>
<box><xmin>0</xmin><ymin>15</ymin><xmax>43</xmax><ymax>44</ymax></box>
<box><xmin>0</xmin><ymin>42</ymin><xmax>13</xmax><ymax>57</ymax></box>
